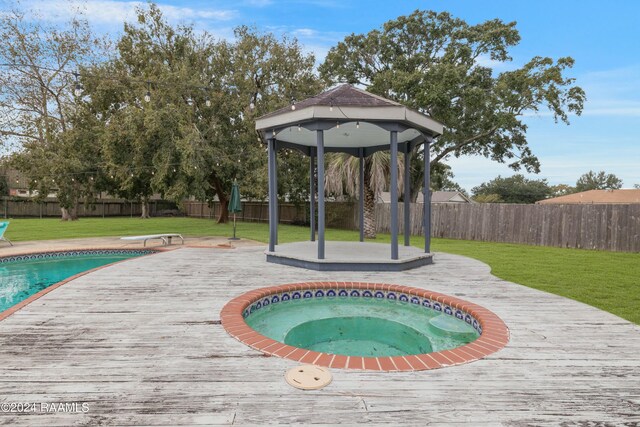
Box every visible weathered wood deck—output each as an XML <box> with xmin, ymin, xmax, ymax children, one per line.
<box><xmin>1</xmin><ymin>246</ymin><xmax>638</xmax><ymax>425</ymax></box>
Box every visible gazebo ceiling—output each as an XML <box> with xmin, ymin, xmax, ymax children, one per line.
<box><xmin>255</xmin><ymin>85</ymin><xmax>444</xmax><ymax>152</ymax></box>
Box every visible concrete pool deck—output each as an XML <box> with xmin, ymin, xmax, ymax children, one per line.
<box><xmin>0</xmin><ymin>244</ymin><xmax>639</xmax><ymax>425</ymax></box>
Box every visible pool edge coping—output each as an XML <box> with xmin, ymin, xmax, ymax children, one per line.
<box><xmin>0</xmin><ymin>247</ymin><xmax>168</xmax><ymax>322</ymax></box>
<box><xmin>220</xmin><ymin>281</ymin><xmax>510</xmax><ymax>372</ymax></box>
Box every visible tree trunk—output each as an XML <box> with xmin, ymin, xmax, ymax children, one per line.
<box><xmin>140</xmin><ymin>198</ymin><xmax>150</xmax><ymax>219</ymax></box>
<box><xmin>218</xmin><ymin>197</ymin><xmax>229</xmax><ymax>223</ymax></box>
<box><xmin>60</xmin><ymin>204</ymin><xmax>78</xmax><ymax>221</ymax></box>
<box><xmin>210</xmin><ymin>174</ymin><xmax>229</xmax><ymax>223</ymax></box>
<box><xmin>363</xmin><ymin>182</ymin><xmax>376</xmax><ymax>238</ymax></box>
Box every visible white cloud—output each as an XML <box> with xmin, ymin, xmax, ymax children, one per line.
<box><xmin>22</xmin><ymin>0</ymin><xmax>237</xmax><ymax>25</ymax></box>
<box><xmin>293</xmin><ymin>28</ymin><xmax>317</xmax><ymax>38</ymax></box>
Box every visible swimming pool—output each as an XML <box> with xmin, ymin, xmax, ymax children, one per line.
<box><xmin>0</xmin><ymin>250</ymin><xmax>154</xmax><ymax>314</ymax></box>
<box><xmin>221</xmin><ymin>282</ymin><xmax>509</xmax><ymax>371</ymax></box>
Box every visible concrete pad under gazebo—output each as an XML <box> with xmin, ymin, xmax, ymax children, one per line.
<box><xmin>255</xmin><ymin>84</ymin><xmax>443</xmax><ymax>271</ymax></box>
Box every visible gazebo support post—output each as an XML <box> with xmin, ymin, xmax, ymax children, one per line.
<box><xmin>404</xmin><ymin>146</ymin><xmax>411</xmax><ymax>246</ymax></box>
<box><xmin>424</xmin><ymin>138</ymin><xmax>432</xmax><ymax>253</ymax></box>
<box><xmin>268</xmin><ymin>137</ymin><xmax>277</xmax><ymax>252</ymax></box>
<box><xmin>274</xmin><ymin>146</ymin><xmax>278</xmax><ymax>245</ymax></box>
<box><xmin>309</xmin><ymin>149</ymin><xmax>315</xmax><ymax>242</ymax></box>
<box><xmin>316</xmin><ymin>130</ymin><xmax>325</xmax><ymax>259</ymax></box>
<box><xmin>359</xmin><ymin>148</ymin><xmax>365</xmax><ymax>242</ymax></box>
<box><xmin>390</xmin><ymin>130</ymin><xmax>399</xmax><ymax>260</ymax></box>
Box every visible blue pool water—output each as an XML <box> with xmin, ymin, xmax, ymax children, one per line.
<box><xmin>0</xmin><ymin>250</ymin><xmax>151</xmax><ymax>312</ymax></box>
<box><xmin>246</xmin><ymin>297</ymin><xmax>479</xmax><ymax>357</ymax></box>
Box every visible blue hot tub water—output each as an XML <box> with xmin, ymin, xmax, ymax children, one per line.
<box><xmin>246</xmin><ymin>297</ymin><xmax>479</xmax><ymax>357</ymax></box>
<box><xmin>0</xmin><ymin>251</ymin><xmax>151</xmax><ymax>312</ymax></box>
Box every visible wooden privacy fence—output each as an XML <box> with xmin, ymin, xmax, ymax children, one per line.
<box><xmin>186</xmin><ymin>201</ymin><xmax>640</xmax><ymax>253</ymax></box>
<box><xmin>377</xmin><ymin>203</ymin><xmax>640</xmax><ymax>253</ymax></box>
<box><xmin>1</xmin><ymin>197</ymin><xmax>178</xmax><ymax>218</ymax></box>
<box><xmin>182</xmin><ymin>201</ymin><xmax>358</xmax><ymax>229</ymax></box>
<box><xmin>183</xmin><ymin>201</ymin><xmax>302</xmax><ymax>223</ymax></box>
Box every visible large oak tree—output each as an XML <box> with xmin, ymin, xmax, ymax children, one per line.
<box><xmin>320</xmin><ymin>10</ymin><xmax>586</xmax><ymax>212</ymax></box>
<box><xmin>84</xmin><ymin>5</ymin><xmax>320</xmax><ymax>220</ymax></box>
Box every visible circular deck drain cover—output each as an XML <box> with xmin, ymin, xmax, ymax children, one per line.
<box><xmin>285</xmin><ymin>365</ymin><xmax>332</xmax><ymax>390</ymax></box>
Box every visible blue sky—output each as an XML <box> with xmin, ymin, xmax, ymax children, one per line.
<box><xmin>10</xmin><ymin>0</ymin><xmax>640</xmax><ymax>190</ymax></box>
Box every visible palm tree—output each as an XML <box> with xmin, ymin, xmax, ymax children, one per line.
<box><xmin>325</xmin><ymin>151</ymin><xmax>404</xmax><ymax>238</ymax></box>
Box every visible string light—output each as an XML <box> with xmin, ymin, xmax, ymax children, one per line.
<box><xmin>249</xmin><ymin>102</ymin><xmax>255</xmax><ymax>110</ymax></box>
<box><xmin>290</xmin><ymin>97</ymin><xmax>296</xmax><ymax>111</ymax></box>
<box><xmin>356</xmin><ymin>121</ymin><xmax>360</xmax><ymax>129</ymax></box>
<box><xmin>0</xmin><ymin>63</ymin><xmax>273</xmax><ymax>109</ymax></box>
<box><xmin>144</xmin><ymin>81</ymin><xmax>151</xmax><ymax>103</ymax></box>
<box><xmin>336</xmin><ymin>121</ymin><xmax>340</xmax><ymax>129</ymax></box>
<box><xmin>329</xmin><ymin>103</ymin><xmax>333</xmax><ymax>112</ymax></box>
<box><xmin>297</xmin><ymin>124</ymin><xmax>301</xmax><ymax>132</ymax></box>
<box><xmin>73</xmin><ymin>71</ymin><xmax>82</xmax><ymax>97</ymax></box>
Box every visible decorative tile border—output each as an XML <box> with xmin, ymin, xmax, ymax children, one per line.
<box><xmin>0</xmin><ymin>248</ymin><xmax>159</xmax><ymax>322</ymax></box>
<box><xmin>221</xmin><ymin>282</ymin><xmax>510</xmax><ymax>372</ymax></box>
<box><xmin>0</xmin><ymin>249</ymin><xmax>155</xmax><ymax>264</ymax></box>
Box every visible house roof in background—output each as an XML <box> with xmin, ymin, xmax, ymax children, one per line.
<box><xmin>430</xmin><ymin>191</ymin><xmax>472</xmax><ymax>203</ymax></box>
<box><xmin>537</xmin><ymin>189</ymin><xmax>640</xmax><ymax>204</ymax></box>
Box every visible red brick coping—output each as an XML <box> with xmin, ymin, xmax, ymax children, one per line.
<box><xmin>221</xmin><ymin>282</ymin><xmax>509</xmax><ymax>371</ymax></box>
<box><xmin>0</xmin><ymin>248</ymin><xmax>162</xmax><ymax>322</ymax></box>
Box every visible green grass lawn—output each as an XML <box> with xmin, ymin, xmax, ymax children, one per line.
<box><xmin>3</xmin><ymin>217</ymin><xmax>639</xmax><ymax>324</ymax></box>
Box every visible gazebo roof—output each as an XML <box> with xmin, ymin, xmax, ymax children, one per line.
<box><xmin>255</xmin><ymin>85</ymin><xmax>443</xmax><ymax>155</ymax></box>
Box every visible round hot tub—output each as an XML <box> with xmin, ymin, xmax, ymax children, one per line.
<box><xmin>221</xmin><ymin>282</ymin><xmax>509</xmax><ymax>371</ymax></box>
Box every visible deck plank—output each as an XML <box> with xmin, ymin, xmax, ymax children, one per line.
<box><xmin>0</xmin><ymin>247</ymin><xmax>639</xmax><ymax>425</ymax></box>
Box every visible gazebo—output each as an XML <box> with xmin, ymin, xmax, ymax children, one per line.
<box><xmin>255</xmin><ymin>85</ymin><xmax>443</xmax><ymax>271</ymax></box>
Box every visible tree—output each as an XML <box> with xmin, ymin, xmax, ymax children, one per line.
<box><xmin>325</xmin><ymin>152</ymin><xmax>404</xmax><ymax>238</ymax></box>
<box><xmin>634</xmin><ymin>184</ymin><xmax>640</xmax><ymax>189</ymax></box>
<box><xmin>472</xmin><ymin>174</ymin><xmax>552</xmax><ymax>204</ymax></box>
<box><xmin>575</xmin><ymin>170</ymin><xmax>623</xmax><ymax>192</ymax></box>
<box><xmin>84</xmin><ymin>5</ymin><xmax>320</xmax><ymax>220</ymax></box>
<box><xmin>550</xmin><ymin>184</ymin><xmax>575</xmax><ymax>197</ymax></box>
<box><xmin>0</xmin><ymin>170</ymin><xmax>7</xmax><ymax>197</ymax></box>
<box><xmin>430</xmin><ymin>162</ymin><xmax>466</xmax><ymax>194</ymax></box>
<box><xmin>473</xmin><ymin>193</ymin><xmax>503</xmax><ymax>203</ymax></box>
<box><xmin>1</xmin><ymin>8</ymin><xmax>101</xmax><ymax>219</ymax></box>
<box><xmin>320</xmin><ymin>10</ymin><xmax>585</xmax><ymax>179</ymax></box>
<box><xmin>206</xmin><ymin>25</ymin><xmax>321</xmax><ymax>221</ymax></box>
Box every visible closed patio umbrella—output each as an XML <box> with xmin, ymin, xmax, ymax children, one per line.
<box><xmin>228</xmin><ymin>180</ymin><xmax>242</xmax><ymax>240</ymax></box>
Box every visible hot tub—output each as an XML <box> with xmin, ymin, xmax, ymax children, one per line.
<box><xmin>221</xmin><ymin>282</ymin><xmax>509</xmax><ymax>371</ymax></box>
